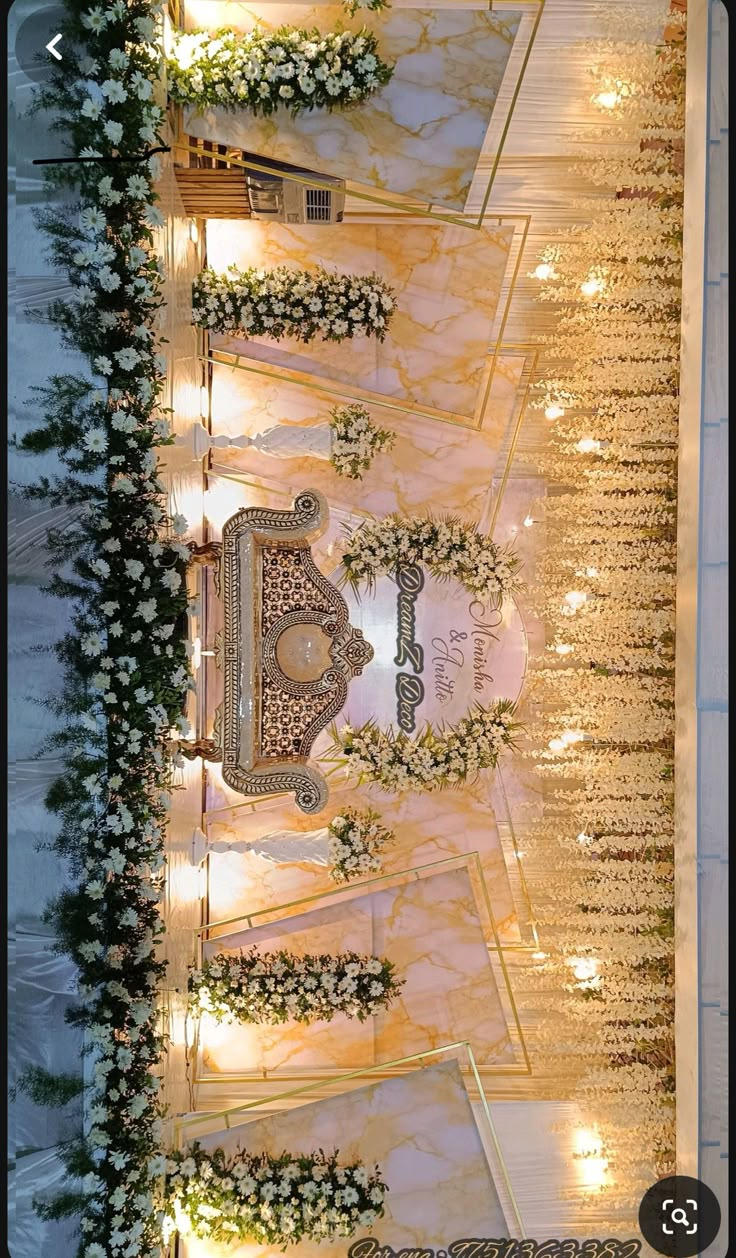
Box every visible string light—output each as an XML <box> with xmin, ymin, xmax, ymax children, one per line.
<box><xmin>531</xmin><ymin>262</ymin><xmax>555</xmax><ymax>280</ymax></box>
<box><xmin>575</xmin><ymin>438</ymin><xmax>603</xmax><ymax>454</ymax></box>
<box><xmin>585</xmin><ymin>567</ymin><xmax>599</xmax><ymax>578</ymax></box>
<box><xmin>564</xmin><ymin>590</ymin><xmax>588</xmax><ymax>609</ymax></box>
<box><xmin>548</xmin><ymin>737</ymin><xmax>566</xmax><ymax>752</ymax></box>
<box><xmin>553</xmin><ymin>644</ymin><xmax>574</xmax><ymax>655</ymax></box>
<box><xmin>532</xmin><ymin>951</ymin><xmax>548</xmax><ymax>961</ymax></box>
<box><xmin>576</xmin><ymin>831</ymin><xmax>594</xmax><ymax>845</ymax></box>
<box><xmin>523</xmin><ymin>516</ymin><xmax>535</xmax><ymax>528</ymax></box>
<box><xmin>544</xmin><ymin>404</ymin><xmax>565</xmax><ymax>420</ymax></box>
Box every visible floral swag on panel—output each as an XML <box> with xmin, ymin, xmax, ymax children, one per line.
<box><xmin>192</xmin><ymin>265</ymin><xmax>396</xmax><ymax>344</ymax></box>
<box><xmin>167</xmin><ymin>27</ymin><xmax>394</xmax><ymax>116</ymax></box>
<box><xmin>159</xmin><ymin>1145</ymin><xmax>388</xmax><ymax>1246</ymax></box>
<box><xmin>188</xmin><ymin>948</ymin><xmax>404</xmax><ymax>1024</ymax></box>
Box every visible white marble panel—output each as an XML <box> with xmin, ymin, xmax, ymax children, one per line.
<box><xmin>184</xmin><ymin>4</ymin><xmax>521</xmax><ymax>211</ymax></box>
<box><xmin>182</xmin><ymin>1058</ymin><xmax>511</xmax><ymax>1257</ymax></box>
<box><xmin>200</xmin><ymin>867</ymin><xmax>512</xmax><ymax>1075</ymax></box>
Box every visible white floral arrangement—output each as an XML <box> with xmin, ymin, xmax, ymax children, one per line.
<box><xmin>329</xmin><ymin>404</ymin><xmax>395</xmax><ymax>480</ymax></box>
<box><xmin>159</xmin><ymin>1143</ymin><xmax>388</xmax><ymax>1246</ymax></box>
<box><xmin>341</xmin><ymin>513</ymin><xmax>521</xmax><ymax>605</ymax></box>
<box><xmin>327</xmin><ymin>807</ymin><xmax>396</xmax><ymax>882</ymax></box>
<box><xmin>167</xmin><ymin>27</ymin><xmax>393</xmax><ymax>116</ymax></box>
<box><xmin>333</xmin><ymin>701</ymin><xmax>518</xmax><ymax>792</ymax></box>
<box><xmin>193</xmin><ymin>264</ymin><xmax>396</xmax><ymax>344</ymax></box>
<box><xmin>188</xmin><ymin>947</ymin><xmax>404</xmax><ymax>1024</ymax></box>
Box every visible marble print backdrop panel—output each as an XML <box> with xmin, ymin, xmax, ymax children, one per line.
<box><xmin>205</xmin><ymin>779</ymin><xmax>517</xmax><ymax>941</ymax></box>
<box><xmin>201</xmin><ymin>868</ymin><xmax>511</xmax><ymax>1076</ymax></box>
<box><xmin>208</xmin><ymin>352</ymin><xmax>525</xmax><ymax>517</ymax></box>
<box><xmin>205</xmin><ymin>218</ymin><xmax>513</xmax><ymax>420</ymax></box>
<box><xmin>184</xmin><ymin>4</ymin><xmax>521</xmax><ymax>212</ymax></box>
<box><xmin>181</xmin><ymin>1060</ymin><xmax>509</xmax><ymax>1258</ymax></box>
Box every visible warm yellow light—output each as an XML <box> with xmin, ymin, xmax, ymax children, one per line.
<box><xmin>199</xmin><ymin>386</ymin><xmax>209</xmax><ymax>418</ymax></box>
<box><xmin>580</xmin><ymin>275</ymin><xmax>604</xmax><ymax>298</ymax></box>
<box><xmin>189</xmin><ymin>636</ymin><xmax>203</xmax><ymax>671</ymax></box>
<box><xmin>582</xmin><ymin>1155</ymin><xmax>609</xmax><ymax>1187</ymax></box>
<box><xmin>544</xmin><ymin>404</ymin><xmax>565</xmax><ymax>420</ymax></box>
<box><xmin>575</xmin><ymin>1128</ymin><xmax>603</xmax><ymax>1159</ymax></box>
<box><xmin>532</xmin><ymin>951</ymin><xmax>548</xmax><ymax>961</ymax></box>
<box><xmin>523</xmin><ymin>516</ymin><xmax>535</xmax><ymax>528</ymax></box>
<box><xmin>189</xmin><ymin>219</ymin><xmax>199</xmax><ymax>244</ymax></box>
<box><xmin>548</xmin><ymin>738</ymin><xmax>566</xmax><ymax>752</ymax></box>
<box><xmin>570</xmin><ymin>957</ymin><xmax>599</xmax><ymax>981</ymax></box>
<box><xmin>585</xmin><ymin>567</ymin><xmax>599</xmax><ymax>578</ymax></box>
<box><xmin>577</xmin><ymin>831</ymin><xmax>593</xmax><ymax>845</ymax></box>
<box><xmin>198</xmin><ymin>1012</ymin><xmax>231</xmax><ymax>1049</ymax></box>
<box><xmin>564</xmin><ymin>590</ymin><xmax>588</xmax><ymax>609</ymax></box>
<box><xmin>531</xmin><ymin>262</ymin><xmax>555</xmax><ymax>280</ymax></box>
<box><xmin>203</xmin><ymin>480</ymin><xmax>248</xmax><ymax>531</ymax></box>
<box><xmin>554</xmin><ymin>644</ymin><xmax>574</xmax><ymax>655</ymax></box>
<box><xmin>515</xmin><ymin>849</ymin><xmax>527</xmax><ymax>859</ymax></box>
<box><xmin>593</xmin><ymin>90</ymin><xmax>621</xmax><ymax>109</ymax></box>
<box><xmin>576</xmin><ymin>438</ymin><xmax>601</xmax><ymax>454</ymax></box>
<box><xmin>561</xmin><ymin>730</ymin><xmax>585</xmax><ymax>745</ymax></box>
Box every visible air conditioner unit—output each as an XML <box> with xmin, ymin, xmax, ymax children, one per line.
<box><xmin>245</xmin><ymin>157</ymin><xmax>345</xmax><ymax>224</ymax></box>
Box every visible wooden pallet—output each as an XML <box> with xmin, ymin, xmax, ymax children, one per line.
<box><xmin>173</xmin><ymin>167</ymin><xmax>252</xmax><ymax>218</ymax></box>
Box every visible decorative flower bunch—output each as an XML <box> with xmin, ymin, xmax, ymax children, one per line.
<box><xmin>329</xmin><ymin>404</ymin><xmax>395</xmax><ymax>479</ymax></box>
<box><xmin>192</xmin><ymin>264</ymin><xmax>396</xmax><ymax>344</ymax></box>
<box><xmin>333</xmin><ymin>700</ymin><xmax>518</xmax><ymax>792</ymax></box>
<box><xmin>159</xmin><ymin>1143</ymin><xmax>388</xmax><ymax>1246</ymax></box>
<box><xmin>14</xmin><ymin>1</ymin><xmax>194</xmax><ymax>1254</ymax></box>
<box><xmin>327</xmin><ymin>807</ymin><xmax>396</xmax><ymax>882</ymax></box>
<box><xmin>167</xmin><ymin>26</ymin><xmax>393</xmax><ymax>116</ymax></box>
<box><xmin>343</xmin><ymin>0</ymin><xmax>390</xmax><ymax>15</ymax></box>
<box><xmin>341</xmin><ymin>513</ymin><xmax>521</xmax><ymax>605</ymax></box>
<box><xmin>189</xmin><ymin>947</ymin><xmax>404</xmax><ymax>1024</ymax></box>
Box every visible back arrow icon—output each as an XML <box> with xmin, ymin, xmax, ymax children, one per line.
<box><xmin>46</xmin><ymin>33</ymin><xmax>62</xmax><ymax>60</ymax></box>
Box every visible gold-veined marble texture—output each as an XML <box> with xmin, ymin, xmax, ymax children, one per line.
<box><xmin>205</xmin><ymin>218</ymin><xmax>513</xmax><ymax>421</ymax></box>
<box><xmin>208</xmin><ymin>351</ymin><xmax>525</xmax><ymax>516</ymax></box>
<box><xmin>206</xmin><ymin>777</ymin><xmax>517</xmax><ymax>942</ymax></box>
<box><xmin>200</xmin><ymin>867</ymin><xmax>512</xmax><ymax>1074</ymax></box>
<box><xmin>180</xmin><ymin>1058</ymin><xmax>509</xmax><ymax>1258</ymax></box>
<box><xmin>184</xmin><ymin>3</ymin><xmax>522</xmax><ymax>211</ymax></box>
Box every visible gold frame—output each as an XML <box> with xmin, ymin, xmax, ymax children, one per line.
<box><xmin>193</xmin><ymin>850</ymin><xmax>531</xmax><ymax>1078</ymax></box>
<box><xmin>199</xmin><ymin>215</ymin><xmax>532</xmax><ymax>432</ymax></box>
<box><xmin>169</xmin><ymin>1</ymin><xmax>544</xmax><ymax>230</ymax></box>
<box><xmin>172</xmin><ymin>1040</ymin><xmax>527</xmax><ymax>1239</ymax></box>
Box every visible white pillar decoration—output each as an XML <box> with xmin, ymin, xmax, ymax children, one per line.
<box><xmin>205</xmin><ymin>826</ymin><xmax>332</xmax><ymax>866</ymax></box>
<box><xmin>181</xmin><ymin>422</ymin><xmax>333</xmax><ymax>463</ymax></box>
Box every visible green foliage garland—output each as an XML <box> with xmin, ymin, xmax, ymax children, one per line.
<box><xmin>14</xmin><ymin>1</ymin><xmax>192</xmax><ymax>1254</ymax></box>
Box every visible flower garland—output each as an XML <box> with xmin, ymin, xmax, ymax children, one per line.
<box><xmin>188</xmin><ymin>948</ymin><xmax>403</xmax><ymax>1024</ymax></box>
<box><xmin>15</xmin><ymin>2</ymin><xmax>193</xmax><ymax>1254</ymax></box>
<box><xmin>340</xmin><ymin>513</ymin><xmax>521</xmax><ymax>604</ymax></box>
<box><xmin>160</xmin><ymin>1144</ymin><xmax>388</xmax><ymax>1246</ymax></box>
<box><xmin>167</xmin><ymin>27</ymin><xmax>394</xmax><ymax>116</ymax></box>
<box><xmin>327</xmin><ymin>807</ymin><xmax>396</xmax><ymax>882</ymax></box>
<box><xmin>192</xmin><ymin>264</ymin><xmax>396</xmax><ymax>344</ymax></box>
<box><xmin>333</xmin><ymin>701</ymin><xmax>518</xmax><ymax>793</ymax></box>
<box><xmin>329</xmin><ymin>404</ymin><xmax>395</xmax><ymax>479</ymax></box>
